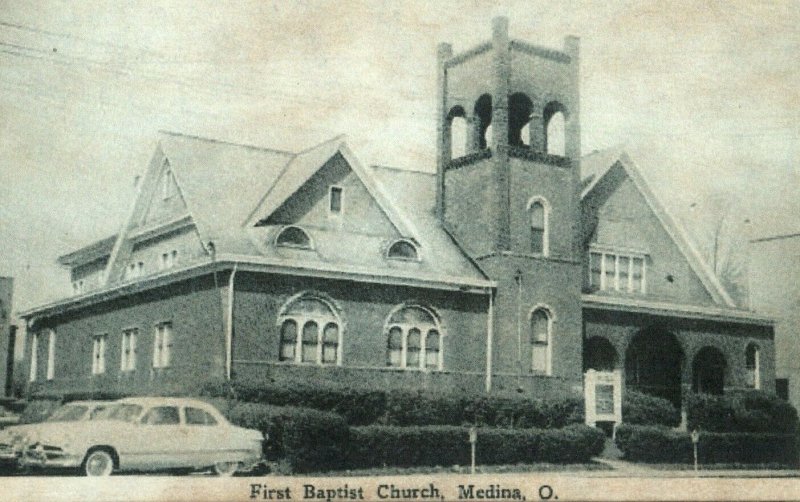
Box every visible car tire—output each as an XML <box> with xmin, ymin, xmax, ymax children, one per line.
<box><xmin>212</xmin><ymin>461</ymin><xmax>240</xmax><ymax>477</ymax></box>
<box><xmin>82</xmin><ymin>449</ymin><xmax>114</xmax><ymax>477</ymax></box>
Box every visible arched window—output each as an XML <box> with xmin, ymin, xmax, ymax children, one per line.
<box><xmin>474</xmin><ymin>94</ymin><xmax>492</xmax><ymax>150</ymax></box>
<box><xmin>385</xmin><ymin>305</ymin><xmax>443</xmax><ymax>370</ymax></box>
<box><xmin>448</xmin><ymin>106</ymin><xmax>468</xmax><ymax>159</ymax></box>
<box><xmin>530</xmin><ymin>307</ymin><xmax>553</xmax><ymax>375</ymax></box>
<box><xmin>543</xmin><ymin>102</ymin><xmax>567</xmax><ymax>156</ymax></box>
<box><xmin>528</xmin><ymin>198</ymin><xmax>549</xmax><ymax>256</ymax></box>
<box><xmin>508</xmin><ymin>93</ymin><xmax>533</xmax><ymax>147</ymax></box>
<box><xmin>746</xmin><ymin>343</ymin><xmax>760</xmax><ymax>389</ymax></box>
<box><xmin>277</xmin><ymin>294</ymin><xmax>341</xmax><ymax>365</ymax></box>
<box><xmin>387</xmin><ymin>239</ymin><xmax>419</xmax><ymax>261</ymax></box>
<box><xmin>275</xmin><ymin>226</ymin><xmax>312</xmax><ymax>249</ymax></box>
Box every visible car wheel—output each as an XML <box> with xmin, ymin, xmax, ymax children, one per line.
<box><xmin>212</xmin><ymin>461</ymin><xmax>240</xmax><ymax>477</ymax></box>
<box><xmin>83</xmin><ymin>449</ymin><xmax>114</xmax><ymax>477</ymax></box>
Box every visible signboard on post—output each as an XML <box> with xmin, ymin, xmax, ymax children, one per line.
<box><xmin>584</xmin><ymin>369</ymin><xmax>623</xmax><ymax>437</ymax></box>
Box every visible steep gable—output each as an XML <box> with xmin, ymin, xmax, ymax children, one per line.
<box><xmin>263</xmin><ymin>152</ymin><xmax>401</xmax><ymax>238</ymax></box>
<box><xmin>581</xmin><ymin>150</ymin><xmax>735</xmax><ymax>307</ymax></box>
<box><xmin>246</xmin><ymin>138</ymin><xmax>418</xmax><ymax>241</ymax></box>
<box><xmin>140</xmin><ymin>161</ymin><xmax>189</xmax><ymax>226</ymax></box>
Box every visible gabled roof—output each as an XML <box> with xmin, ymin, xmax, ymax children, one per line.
<box><xmin>581</xmin><ymin>148</ymin><xmax>736</xmax><ymax>308</ymax></box>
<box><xmin>57</xmin><ymin>234</ymin><xmax>117</xmax><ymax>267</ymax></box>
<box><xmin>245</xmin><ymin>137</ymin><xmax>419</xmax><ymax>240</ymax></box>
<box><xmin>158</xmin><ymin>131</ymin><xmax>295</xmax><ymax>255</ymax></box>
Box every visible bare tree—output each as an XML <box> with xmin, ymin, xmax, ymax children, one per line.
<box><xmin>687</xmin><ymin>192</ymin><xmax>750</xmax><ymax>308</ymax></box>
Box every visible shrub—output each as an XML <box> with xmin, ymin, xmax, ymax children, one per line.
<box><xmin>232</xmin><ymin>379</ymin><xmax>386</xmax><ymax>426</ymax></box>
<box><xmin>227</xmin><ymin>402</ymin><xmax>349</xmax><ymax>473</ymax></box>
<box><xmin>346</xmin><ymin>424</ymin><xmax>604</xmax><ymax>469</ymax></box>
<box><xmin>19</xmin><ymin>399</ymin><xmax>62</xmax><ymax>424</ymax></box>
<box><xmin>622</xmin><ymin>391</ymin><xmax>680</xmax><ymax>427</ymax></box>
<box><xmin>615</xmin><ymin>425</ymin><xmax>692</xmax><ymax>463</ymax></box>
<box><xmin>686</xmin><ymin>391</ymin><xmax>798</xmax><ymax>433</ymax></box>
<box><xmin>231</xmin><ymin>376</ymin><xmax>583</xmax><ymax>428</ymax></box>
<box><xmin>463</xmin><ymin>395</ymin><xmax>583</xmax><ymax>429</ymax></box>
<box><xmin>615</xmin><ymin>424</ymin><xmax>798</xmax><ymax>465</ymax></box>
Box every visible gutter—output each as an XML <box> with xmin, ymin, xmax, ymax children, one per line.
<box><xmin>485</xmin><ymin>291</ymin><xmax>494</xmax><ymax>393</ymax></box>
<box><xmin>20</xmin><ymin>256</ymin><xmax>496</xmax><ymax>320</ymax></box>
<box><xmin>226</xmin><ymin>264</ymin><xmax>238</xmax><ymax>380</ymax></box>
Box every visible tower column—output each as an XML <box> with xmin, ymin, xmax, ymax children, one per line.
<box><xmin>491</xmin><ymin>16</ymin><xmax>511</xmax><ymax>251</ymax></box>
<box><xmin>530</xmin><ymin>111</ymin><xmax>544</xmax><ymax>152</ymax></box>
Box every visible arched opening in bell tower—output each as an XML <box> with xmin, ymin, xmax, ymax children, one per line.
<box><xmin>474</xmin><ymin>94</ymin><xmax>492</xmax><ymax>150</ymax></box>
<box><xmin>543</xmin><ymin>101</ymin><xmax>567</xmax><ymax>156</ymax></box>
<box><xmin>508</xmin><ymin>93</ymin><xmax>533</xmax><ymax>147</ymax></box>
<box><xmin>447</xmin><ymin>106</ymin><xmax>467</xmax><ymax>159</ymax></box>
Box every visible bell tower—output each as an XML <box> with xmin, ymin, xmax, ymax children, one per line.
<box><xmin>436</xmin><ymin>18</ymin><xmax>584</xmax><ymax>387</ymax></box>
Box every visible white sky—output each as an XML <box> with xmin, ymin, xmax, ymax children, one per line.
<box><xmin>1</xmin><ymin>0</ymin><xmax>799</xmax><ymax>313</ymax></box>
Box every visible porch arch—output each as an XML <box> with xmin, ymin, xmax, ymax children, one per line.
<box><xmin>625</xmin><ymin>327</ymin><xmax>684</xmax><ymax>407</ymax></box>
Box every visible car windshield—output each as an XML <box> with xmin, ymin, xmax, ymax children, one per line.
<box><xmin>46</xmin><ymin>404</ymin><xmax>89</xmax><ymax>422</ymax></box>
<box><xmin>94</xmin><ymin>404</ymin><xmax>143</xmax><ymax>422</ymax></box>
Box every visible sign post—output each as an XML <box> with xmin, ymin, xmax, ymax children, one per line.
<box><xmin>469</xmin><ymin>426</ymin><xmax>477</xmax><ymax>474</ymax></box>
<box><xmin>691</xmin><ymin>429</ymin><xmax>701</xmax><ymax>472</ymax></box>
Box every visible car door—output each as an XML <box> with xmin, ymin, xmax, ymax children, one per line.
<box><xmin>182</xmin><ymin>406</ymin><xmax>233</xmax><ymax>467</ymax></box>
<box><xmin>127</xmin><ymin>405</ymin><xmax>186</xmax><ymax>470</ymax></box>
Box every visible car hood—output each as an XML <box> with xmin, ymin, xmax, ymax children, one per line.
<box><xmin>23</xmin><ymin>420</ymin><xmax>124</xmax><ymax>446</ymax></box>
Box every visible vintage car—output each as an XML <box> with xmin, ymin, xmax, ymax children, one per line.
<box><xmin>18</xmin><ymin>397</ymin><xmax>263</xmax><ymax>476</ymax></box>
<box><xmin>0</xmin><ymin>400</ymin><xmax>112</xmax><ymax>464</ymax></box>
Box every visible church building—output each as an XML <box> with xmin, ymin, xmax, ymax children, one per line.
<box><xmin>19</xmin><ymin>18</ymin><xmax>774</xmax><ymax>409</ymax></box>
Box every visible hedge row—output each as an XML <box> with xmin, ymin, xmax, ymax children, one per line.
<box><xmin>615</xmin><ymin>424</ymin><xmax>799</xmax><ymax>465</ymax></box>
<box><xmin>622</xmin><ymin>391</ymin><xmax>681</xmax><ymax>427</ymax></box>
<box><xmin>216</xmin><ymin>379</ymin><xmax>583</xmax><ymax>428</ymax></box>
<box><xmin>685</xmin><ymin>391</ymin><xmax>798</xmax><ymax>434</ymax></box>
<box><xmin>347</xmin><ymin>425</ymin><xmax>605</xmax><ymax>468</ymax></box>
<box><xmin>227</xmin><ymin>402</ymin><xmax>349</xmax><ymax>473</ymax></box>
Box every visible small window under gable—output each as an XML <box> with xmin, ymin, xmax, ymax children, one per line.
<box><xmin>329</xmin><ymin>186</ymin><xmax>343</xmax><ymax>215</ymax></box>
<box><xmin>275</xmin><ymin>226</ymin><xmax>312</xmax><ymax>249</ymax></box>
<box><xmin>387</xmin><ymin>239</ymin><xmax>419</xmax><ymax>261</ymax></box>
<box><xmin>162</xmin><ymin>164</ymin><xmax>177</xmax><ymax>200</ymax></box>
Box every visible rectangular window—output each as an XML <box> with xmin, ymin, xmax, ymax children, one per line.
<box><xmin>29</xmin><ymin>332</ymin><xmax>39</xmax><ymax>382</ymax></box>
<box><xmin>329</xmin><ymin>186</ymin><xmax>343</xmax><ymax>214</ymax></box>
<box><xmin>589</xmin><ymin>249</ymin><xmax>646</xmax><ymax>294</ymax></box>
<box><xmin>153</xmin><ymin>323</ymin><xmax>172</xmax><ymax>369</ymax></box>
<box><xmin>92</xmin><ymin>334</ymin><xmax>107</xmax><ymax>375</ymax></box>
<box><xmin>160</xmin><ymin>251</ymin><xmax>178</xmax><ymax>270</ymax></box>
<box><xmin>121</xmin><ymin>328</ymin><xmax>138</xmax><ymax>372</ymax></box>
<box><xmin>46</xmin><ymin>329</ymin><xmax>56</xmax><ymax>380</ymax></box>
<box><xmin>589</xmin><ymin>252</ymin><xmax>602</xmax><ymax>288</ymax></box>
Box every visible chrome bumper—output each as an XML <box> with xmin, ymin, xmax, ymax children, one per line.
<box><xmin>19</xmin><ymin>446</ymin><xmax>81</xmax><ymax>469</ymax></box>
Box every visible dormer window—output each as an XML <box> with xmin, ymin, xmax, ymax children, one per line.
<box><xmin>387</xmin><ymin>239</ymin><xmax>419</xmax><ymax>261</ymax></box>
<box><xmin>125</xmin><ymin>261</ymin><xmax>145</xmax><ymax>280</ymax></box>
<box><xmin>275</xmin><ymin>226</ymin><xmax>312</xmax><ymax>249</ymax></box>
<box><xmin>329</xmin><ymin>186</ymin><xmax>343</xmax><ymax>215</ymax></box>
<box><xmin>160</xmin><ymin>250</ymin><xmax>178</xmax><ymax>270</ymax></box>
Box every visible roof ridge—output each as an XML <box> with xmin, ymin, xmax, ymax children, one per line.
<box><xmin>581</xmin><ymin>144</ymin><xmax>627</xmax><ymax>160</ymax></box>
<box><xmin>371</xmin><ymin>165</ymin><xmax>435</xmax><ymax>175</ymax></box>
<box><xmin>294</xmin><ymin>134</ymin><xmax>347</xmax><ymax>155</ymax></box>
<box><xmin>157</xmin><ymin>130</ymin><xmax>295</xmax><ymax>156</ymax></box>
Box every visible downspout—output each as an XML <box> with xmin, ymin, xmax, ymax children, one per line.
<box><xmin>485</xmin><ymin>289</ymin><xmax>494</xmax><ymax>393</ymax></box>
<box><xmin>225</xmin><ymin>264</ymin><xmax>238</xmax><ymax>380</ymax></box>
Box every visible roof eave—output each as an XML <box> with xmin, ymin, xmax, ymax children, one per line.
<box><xmin>582</xmin><ymin>293</ymin><xmax>774</xmax><ymax>327</ymax></box>
<box><xmin>20</xmin><ymin>256</ymin><xmax>494</xmax><ymax>320</ymax></box>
